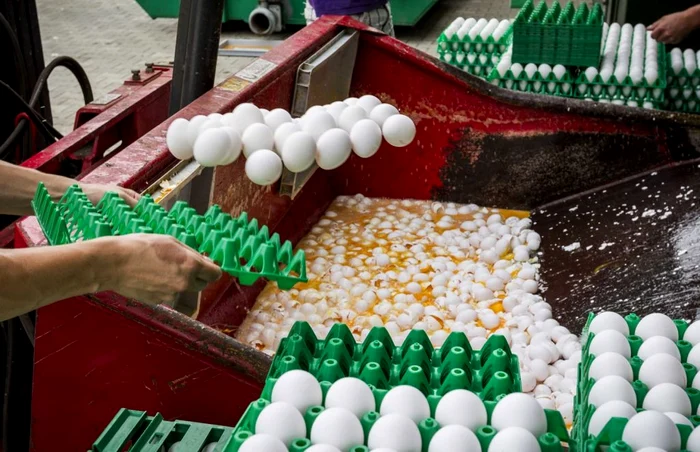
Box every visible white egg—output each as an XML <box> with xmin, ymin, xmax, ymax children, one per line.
<box><xmin>585</xmin><ymin>67</ymin><xmax>598</xmax><ymax>82</ymax></box>
<box><xmin>686</xmin><ymin>425</ymin><xmax>700</xmax><ymax>451</ymax></box>
<box><xmin>382</xmin><ymin>115</ymin><xmax>416</xmax><ymax>148</ymax></box>
<box><xmin>380</xmin><ymin>385</ymin><xmax>430</xmax><ymax>424</ymax></box>
<box><xmin>302</xmin><ymin>111</ymin><xmax>337</xmax><ymax>141</ymax></box>
<box><xmin>688</xmin><ymin>344</ymin><xmax>700</xmax><ymax>369</ymax></box>
<box><xmin>325</xmin><ymin>377</ymin><xmax>375</xmax><ymax>418</ymax></box>
<box><xmin>166</xmin><ymin>118</ymin><xmax>193</xmax><ymax>159</ymax></box>
<box><xmin>588</xmin><ymin>375</ymin><xmax>637</xmax><ymax>408</ymax></box>
<box><xmin>524</xmin><ymin>63</ymin><xmax>538</xmax><ymax>79</ymax></box>
<box><xmin>487</xmin><ymin>427</ymin><xmax>540</xmax><ymax>452</ymax></box>
<box><xmin>338</xmin><ymin>106</ymin><xmax>368</xmax><ymax>132</ymax></box>
<box><xmin>168</xmin><ymin>442</ymin><xmax>181</xmax><ymax>452</ymax></box>
<box><xmin>638</xmin><ymin>336</ymin><xmax>681</xmax><ymax>361</ymax></box>
<box><xmin>587</xmin><ymin>400</ymin><xmax>637</xmax><ymax>436</ymax></box>
<box><xmin>622</xmin><ymin>411</ymin><xmax>681</xmax><ymax>452</ymax></box>
<box><xmin>429</xmin><ymin>425</ymin><xmax>481</xmax><ymax>452</ymax></box>
<box><xmin>239</xmin><ymin>434</ymin><xmax>287</xmax><ymax>452</ymax></box>
<box><xmin>242</xmin><ymin>123</ymin><xmax>274</xmax><ymax>158</ymax></box>
<box><xmin>344</xmin><ymin>97</ymin><xmax>359</xmax><ymax>106</ymax></box>
<box><xmin>357</xmin><ymin>95</ymin><xmax>382</xmax><ymax>113</ymax></box>
<box><xmin>552</xmin><ymin>64</ymin><xmax>566</xmax><ymax>80</ymax></box>
<box><xmin>310</xmin><ymin>407</ymin><xmax>364</xmax><ymax>452</ymax></box>
<box><xmin>491</xmin><ymin>393</ymin><xmax>547</xmax><ymax>436</ymax></box>
<box><xmin>245</xmin><ymin>149</ymin><xmax>283</xmax><ymax>186</ymax></box>
<box><xmin>199</xmin><ymin>118</ymin><xmax>222</xmax><ymax>133</ymax></box>
<box><xmin>219</xmin><ymin>126</ymin><xmax>243</xmax><ymax>165</ymax></box>
<box><xmin>589</xmin><ymin>312</ymin><xmax>630</xmax><ymax>335</ymax></box>
<box><xmin>589</xmin><ymin>352</ymin><xmax>633</xmax><ymax>382</ymax></box>
<box><xmin>231</xmin><ymin>103</ymin><xmax>265</xmax><ymax>134</ymax></box>
<box><xmin>306</xmin><ymin>445</ymin><xmax>342</xmax><ymax>452</ymax></box>
<box><xmin>684</xmin><ymin>321</ymin><xmax>700</xmax><ymax>345</ymax></box>
<box><xmin>265</xmin><ymin>108</ymin><xmax>293</xmax><ymax>132</ymax></box>
<box><xmin>186</xmin><ymin>115</ymin><xmax>208</xmax><ymax>147</ymax></box>
<box><xmin>643</xmin><ymin>383</ymin><xmax>692</xmax><ymax>415</ymax></box>
<box><xmin>255</xmin><ymin>401</ymin><xmax>306</xmax><ymax>446</ymax></box>
<box><xmin>193</xmin><ymin>128</ymin><xmax>232</xmax><ymax>167</ymax></box>
<box><xmin>260</xmin><ymin>108</ymin><xmax>270</xmax><ymax>116</ymax></box>
<box><xmin>326</xmin><ymin>101</ymin><xmax>348</xmax><ymax>123</ymax></box>
<box><xmin>369</xmin><ymin>103</ymin><xmax>399</xmax><ymax>127</ymax></box>
<box><xmin>639</xmin><ymin>353</ymin><xmax>687</xmax><ymax>389</ymax></box>
<box><xmin>316</xmin><ymin>129</ymin><xmax>352</xmax><ymax>170</ymax></box>
<box><xmin>282</xmin><ymin>131</ymin><xmax>316</xmax><ymax>172</ymax></box>
<box><xmin>367</xmin><ymin>414</ymin><xmax>422</xmax><ymax>452</ymax></box>
<box><xmin>434</xmin><ymin>389</ymin><xmax>487</xmax><ymax>431</ymax></box>
<box><xmin>305</xmin><ymin>105</ymin><xmax>326</xmax><ymax>116</ymax></box>
<box><xmin>208</xmin><ymin>112</ymin><xmax>223</xmax><ymax>121</ymax></box>
<box><xmin>665</xmin><ymin>411</ymin><xmax>693</xmax><ymax>426</ymax></box>
<box><xmin>274</xmin><ymin>121</ymin><xmax>302</xmax><ymax>154</ymax></box>
<box><xmin>589</xmin><ymin>330</ymin><xmax>631</xmax><ymax>358</ymax></box>
<box><xmin>201</xmin><ymin>443</ymin><xmax>217</xmax><ymax>452</ymax></box>
<box><xmin>636</xmin><ymin>313</ymin><xmax>679</xmax><ymax>341</ymax></box>
<box><xmin>350</xmin><ymin>119</ymin><xmax>382</xmax><ymax>158</ymax></box>
<box><xmin>271</xmin><ymin>370</ymin><xmax>323</xmax><ymax>413</ymax></box>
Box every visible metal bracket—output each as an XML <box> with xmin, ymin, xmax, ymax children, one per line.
<box><xmin>280</xmin><ymin>29</ymin><xmax>359</xmax><ymax>199</ymax></box>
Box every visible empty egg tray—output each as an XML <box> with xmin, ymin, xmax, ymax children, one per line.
<box><xmin>31</xmin><ymin>183</ymin><xmax>307</xmax><ymax>290</ymax></box>
<box><xmin>512</xmin><ymin>0</ymin><xmax>604</xmax><ymax>68</ymax></box>
<box><xmin>225</xmin><ymin>321</ymin><xmax>571</xmax><ymax>452</ymax></box>
<box><xmin>572</xmin><ymin>312</ymin><xmax>699</xmax><ymax>452</ymax></box>
<box><xmin>90</xmin><ymin>408</ymin><xmax>234</xmax><ymax>452</ymax></box>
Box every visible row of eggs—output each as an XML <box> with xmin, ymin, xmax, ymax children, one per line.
<box><xmin>240</xmin><ymin>369</ymin><xmax>553</xmax><ymax>452</ymax></box>
<box><xmin>599</xmin><ymin>23</ymin><xmax>659</xmax><ymax>85</ymax></box>
<box><xmin>165</xmin><ymin>96</ymin><xmax>416</xmax><ymax>186</ymax></box>
<box><xmin>443</xmin><ymin>17</ymin><xmax>511</xmax><ymax>43</ymax></box>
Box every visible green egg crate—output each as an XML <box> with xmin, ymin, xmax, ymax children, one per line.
<box><xmin>512</xmin><ymin>0</ymin><xmax>604</xmax><ymax>67</ymax></box>
<box><xmin>437</xmin><ymin>22</ymin><xmax>513</xmax><ymax>56</ymax></box>
<box><xmin>90</xmin><ymin>408</ymin><xmax>233</xmax><ymax>452</ymax></box>
<box><xmin>487</xmin><ymin>64</ymin><xmax>576</xmax><ymax>97</ymax></box>
<box><xmin>572</xmin><ymin>312</ymin><xmax>699</xmax><ymax>452</ymax></box>
<box><xmin>223</xmin><ymin>321</ymin><xmax>571</xmax><ymax>452</ymax></box>
<box><xmin>31</xmin><ymin>183</ymin><xmax>307</xmax><ymax>290</ymax></box>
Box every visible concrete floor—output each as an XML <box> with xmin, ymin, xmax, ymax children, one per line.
<box><xmin>36</xmin><ymin>0</ymin><xmax>591</xmax><ymax>133</ymax></box>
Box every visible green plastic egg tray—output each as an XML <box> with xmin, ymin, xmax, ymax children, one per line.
<box><xmin>31</xmin><ymin>183</ymin><xmax>307</xmax><ymax>290</ymax></box>
<box><xmin>512</xmin><ymin>0</ymin><xmax>604</xmax><ymax>67</ymax></box>
<box><xmin>222</xmin><ymin>321</ymin><xmax>570</xmax><ymax>452</ymax></box>
<box><xmin>90</xmin><ymin>408</ymin><xmax>233</xmax><ymax>452</ymax></box>
<box><xmin>572</xmin><ymin>312</ymin><xmax>699</xmax><ymax>452</ymax></box>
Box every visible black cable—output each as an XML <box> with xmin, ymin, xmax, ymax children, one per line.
<box><xmin>0</xmin><ymin>13</ymin><xmax>28</xmax><ymax>100</ymax></box>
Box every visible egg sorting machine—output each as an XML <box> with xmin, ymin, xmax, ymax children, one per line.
<box><xmin>13</xmin><ymin>15</ymin><xmax>700</xmax><ymax>451</ymax></box>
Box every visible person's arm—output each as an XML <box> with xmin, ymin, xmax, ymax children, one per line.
<box><xmin>0</xmin><ymin>160</ymin><xmax>139</xmax><ymax>216</ymax></box>
<box><xmin>649</xmin><ymin>5</ymin><xmax>700</xmax><ymax>45</ymax></box>
<box><xmin>0</xmin><ymin>234</ymin><xmax>222</xmax><ymax>321</ymax></box>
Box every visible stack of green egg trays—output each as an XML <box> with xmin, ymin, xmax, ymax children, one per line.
<box><xmin>31</xmin><ymin>182</ymin><xmax>307</xmax><ymax>290</ymax></box>
<box><xmin>486</xmin><ymin>61</ymin><xmax>575</xmax><ymax>97</ymax></box>
<box><xmin>90</xmin><ymin>408</ymin><xmax>233</xmax><ymax>452</ymax></box>
<box><xmin>572</xmin><ymin>312</ymin><xmax>699</xmax><ymax>452</ymax></box>
<box><xmin>223</xmin><ymin>321</ymin><xmax>572</xmax><ymax>452</ymax></box>
<box><xmin>437</xmin><ymin>29</ymin><xmax>512</xmax><ymax>77</ymax></box>
<box><xmin>572</xmin><ymin>42</ymin><xmax>667</xmax><ymax>108</ymax></box>
<box><xmin>665</xmin><ymin>53</ymin><xmax>700</xmax><ymax>113</ymax></box>
<box><xmin>513</xmin><ymin>0</ymin><xmax>604</xmax><ymax>67</ymax></box>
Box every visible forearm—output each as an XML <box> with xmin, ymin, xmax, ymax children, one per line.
<box><xmin>684</xmin><ymin>5</ymin><xmax>700</xmax><ymax>30</ymax></box>
<box><xmin>0</xmin><ymin>160</ymin><xmax>78</xmax><ymax>216</ymax></box>
<box><xmin>0</xmin><ymin>238</ymin><xmax>120</xmax><ymax>320</ymax></box>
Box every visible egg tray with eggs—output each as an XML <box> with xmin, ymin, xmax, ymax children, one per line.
<box><xmin>664</xmin><ymin>48</ymin><xmax>700</xmax><ymax>113</ymax></box>
<box><xmin>90</xmin><ymin>408</ymin><xmax>232</xmax><ymax>452</ymax></box>
<box><xmin>437</xmin><ymin>18</ymin><xmax>513</xmax><ymax>57</ymax></box>
<box><xmin>486</xmin><ymin>61</ymin><xmax>575</xmax><ymax>98</ymax></box>
<box><xmin>572</xmin><ymin>312</ymin><xmax>700</xmax><ymax>451</ymax></box>
<box><xmin>441</xmin><ymin>52</ymin><xmax>500</xmax><ymax>78</ymax></box>
<box><xmin>32</xmin><ymin>183</ymin><xmax>308</xmax><ymax>290</ymax></box>
<box><xmin>512</xmin><ymin>0</ymin><xmax>604</xmax><ymax>68</ymax></box>
<box><xmin>225</xmin><ymin>321</ymin><xmax>572</xmax><ymax>452</ymax></box>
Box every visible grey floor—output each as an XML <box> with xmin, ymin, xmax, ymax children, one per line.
<box><xmin>36</xmin><ymin>0</ymin><xmax>592</xmax><ymax>133</ymax></box>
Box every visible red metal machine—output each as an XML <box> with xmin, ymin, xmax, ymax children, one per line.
<box><xmin>14</xmin><ymin>16</ymin><xmax>700</xmax><ymax>451</ymax></box>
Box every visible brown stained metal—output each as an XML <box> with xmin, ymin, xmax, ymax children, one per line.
<box><xmin>534</xmin><ymin>159</ymin><xmax>700</xmax><ymax>332</ymax></box>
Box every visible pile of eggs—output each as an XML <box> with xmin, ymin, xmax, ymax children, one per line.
<box><xmin>582</xmin><ymin>311</ymin><xmax>700</xmax><ymax>450</ymax></box>
<box><xmin>236</xmin><ymin>195</ymin><xmax>581</xmax><ymax>425</ymax></box>
<box><xmin>165</xmin><ymin>96</ymin><xmax>416</xmax><ymax>186</ymax></box>
<box><xmin>240</xmin><ymin>370</ymin><xmax>554</xmax><ymax>452</ymax></box>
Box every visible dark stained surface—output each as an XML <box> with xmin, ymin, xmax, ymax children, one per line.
<box><xmin>534</xmin><ymin>159</ymin><xmax>700</xmax><ymax>333</ymax></box>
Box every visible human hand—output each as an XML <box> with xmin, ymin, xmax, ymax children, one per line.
<box><xmin>102</xmin><ymin>234</ymin><xmax>222</xmax><ymax>305</ymax></box>
<box><xmin>649</xmin><ymin>11</ymin><xmax>695</xmax><ymax>45</ymax></box>
<box><xmin>80</xmin><ymin>182</ymin><xmax>140</xmax><ymax>208</ymax></box>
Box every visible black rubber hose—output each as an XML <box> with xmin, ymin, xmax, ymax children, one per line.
<box><xmin>0</xmin><ymin>13</ymin><xmax>28</xmax><ymax>100</ymax></box>
<box><xmin>0</xmin><ymin>56</ymin><xmax>93</xmax><ymax>161</ymax></box>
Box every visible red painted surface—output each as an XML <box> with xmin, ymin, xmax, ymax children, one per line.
<box><xmin>15</xmin><ymin>16</ymin><xmax>699</xmax><ymax>451</ymax></box>
<box><xmin>0</xmin><ymin>67</ymin><xmax>172</xmax><ymax>249</ymax></box>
